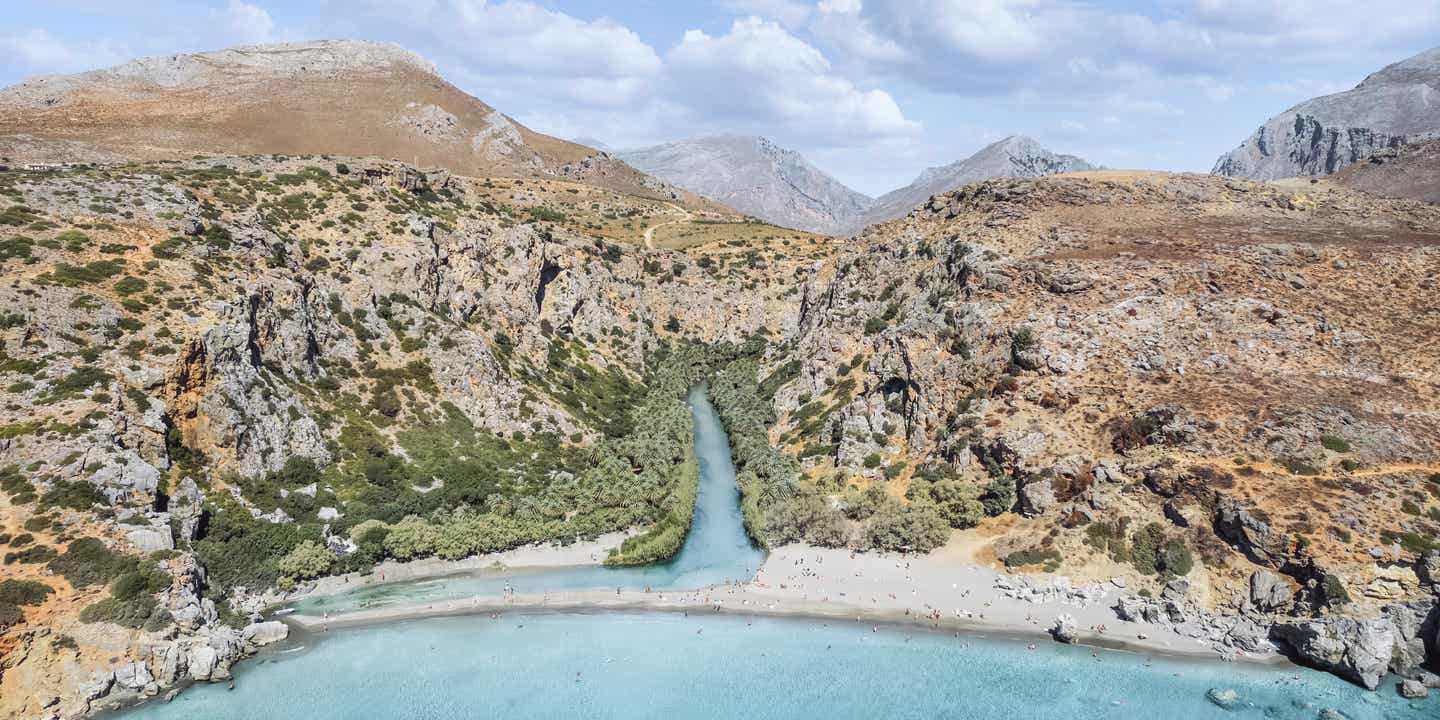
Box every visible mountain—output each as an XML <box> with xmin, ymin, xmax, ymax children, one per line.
<box><xmin>0</xmin><ymin>40</ymin><xmax>696</xmax><ymax>204</ymax></box>
<box><xmin>846</xmin><ymin>135</ymin><xmax>1093</xmax><ymax>234</ymax></box>
<box><xmin>1332</xmin><ymin>137</ymin><xmax>1440</xmax><ymax>204</ymax></box>
<box><xmin>618</xmin><ymin>134</ymin><xmax>872</xmax><ymax>235</ymax></box>
<box><xmin>1213</xmin><ymin>46</ymin><xmax>1440</xmax><ymax>180</ymax></box>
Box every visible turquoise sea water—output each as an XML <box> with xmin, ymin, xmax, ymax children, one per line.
<box><xmin>122</xmin><ymin>611</ymin><xmax>1435</xmax><ymax>719</ymax></box>
<box><xmin>294</xmin><ymin>386</ymin><xmax>766</xmax><ymax>615</ymax></box>
<box><xmin>115</xmin><ymin>388</ymin><xmax>1436</xmax><ymax>718</ymax></box>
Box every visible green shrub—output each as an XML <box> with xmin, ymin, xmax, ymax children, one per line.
<box><xmin>45</xmin><ymin>260</ymin><xmax>124</xmax><ymax>286</ymax></box>
<box><xmin>48</xmin><ymin>538</ymin><xmax>133</xmax><ymax>588</ymax></box>
<box><xmin>0</xmin><ymin>579</ymin><xmax>53</xmax><ymax>606</ymax></box>
<box><xmin>1319</xmin><ymin>435</ymin><xmax>1351</xmax><ymax>453</ymax></box>
<box><xmin>112</xmin><ymin>276</ymin><xmax>147</xmax><ymax>296</ymax></box>
<box><xmin>79</xmin><ymin>595</ymin><xmax>159</xmax><ymax>629</ymax></box>
<box><xmin>1003</xmin><ymin>547</ymin><xmax>1062</xmax><ymax>571</ymax></box>
<box><xmin>0</xmin><ymin>602</ymin><xmax>23</xmax><ymax>628</ymax></box>
<box><xmin>277</xmin><ymin>540</ymin><xmax>335</xmax><ymax>580</ymax></box>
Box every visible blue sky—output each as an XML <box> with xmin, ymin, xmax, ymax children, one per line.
<box><xmin>3</xmin><ymin>1</ymin><xmax>1438</xmax><ymax>196</ymax></box>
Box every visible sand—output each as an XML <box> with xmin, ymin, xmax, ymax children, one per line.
<box><xmin>286</xmin><ymin>542</ymin><xmax>1282</xmax><ymax>665</ymax></box>
<box><xmin>296</xmin><ymin>531</ymin><xmax>630</xmax><ymax>600</ymax></box>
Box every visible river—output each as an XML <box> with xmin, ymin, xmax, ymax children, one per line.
<box><xmin>116</xmin><ymin>388</ymin><xmax>1435</xmax><ymax>719</ymax></box>
<box><xmin>292</xmin><ymin>386</ymin><xmax>766</xmax><ymax>615</ymax></box>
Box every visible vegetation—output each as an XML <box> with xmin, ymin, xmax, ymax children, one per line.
<box><xmin>0</xmin><ymin>579</ymin><xmax>53</xmax><ymax>630</ymax></box>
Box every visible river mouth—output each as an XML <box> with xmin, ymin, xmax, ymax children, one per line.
<box><xmin>293</xmin><ymin>385</ymin><xmax>765</xmax><ymax>615</ymax></box>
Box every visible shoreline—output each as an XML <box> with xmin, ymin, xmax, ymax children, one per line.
<box><xmin>283</xmin><ymin>543</ymin><xmax>1290</xmax><ymax>667</ymax></box>
<box><xmin>292</xmin><ymin>530</ymin><xmax>631</xmax><ymax>601</ymax></box>
<box><xmin>283</xmin><ymin>586</ymin><xmax>1286</xmax><ymax>666</ymax></box>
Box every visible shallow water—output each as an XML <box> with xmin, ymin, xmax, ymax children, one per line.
<box><xmin>294</xmin><ymin>386</ymin><xmax>766</xmax><ymax>615</ymax></box>
<box><xmin>122</xmin><ymin>612</ymin><xmax>1436</xmax><ymax>719</ymax></box>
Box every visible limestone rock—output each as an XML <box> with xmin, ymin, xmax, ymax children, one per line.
<box><xmin>1205</xmin><ymin>688</ymin><xmax>1239</xmax><ymax>710</ymax></box>
<box><xmin>1214</xmin><ymin>498</ymin><xmax>1286</xmax><ymax>567</ymax></box>
<box><xmin>1248</xmin><ymin>570</ymin><xmax>1291</xmax><ymax>611</ymax></box>
<box><xmin>242</xmin><ymin>621</ymin><xmax>289</xmax><ymax>647</ymax></box>
<box><xmin>1049</xmin><ymin>614</ymin><xmax>1080</xmax><ymax>644</ymax></box>
<box><xmin>1213</xmin><ymin>47</ymin><xmax>1440</xmax><ymax>179</ymax></box>
<box><xmin>1398</xmin><ymin>678</ymin><xmax>1428</xmax><ymax>698</ymax></box>
<box><xmin>1270</xmin><ymin>616</ymin><xmax>1397</xmax><ymax>689</ymax></box>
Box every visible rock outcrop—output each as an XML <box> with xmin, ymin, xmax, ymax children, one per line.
<box><xmin>1270</xmin><ymin>600</ymin><xmax>1438</xmax><ymax>690</ymax></box>
<box><xmin>1213</xmin><ymin>46</ymin><xmax>1440</xmax><ymax>179</ymax></box>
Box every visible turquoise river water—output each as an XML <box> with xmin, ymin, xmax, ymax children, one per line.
<box><xmin>117</xmin><ymin>388</ymin><xmax>1436</xmax><ymax>719</ymax></box>
<box><xmin>293</xmin><ymin>386</ymin><xmax>766</xmax><ymax>614</ymax></box>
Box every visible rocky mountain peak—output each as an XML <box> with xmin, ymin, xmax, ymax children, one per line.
<box><xmin>1213</xmin><ymin>45</ymin><xmax>1440</xmax><ymax>180</ymax></box>
<box><xmin>3</xmin><ymin>40</ymin><xmax>437</xmax><ymax>109</ymax></box>
<box><xmin>618</xmin><ymin>134</ymin><xmax>872</xmax><ymax>235</ymax></box>
<box><xmin>844</xmin><ymin>135</ymin><xmax>1093</xmax><ymax>235</ymax></box>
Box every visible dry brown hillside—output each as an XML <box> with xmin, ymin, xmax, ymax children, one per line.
<box><xmin>0</xmin><ymin>40</ymin><xmax>724</xmax><ymax>212</ymax></box>
<box><xmin>1333</xmin><ymin>137</ymin><xmax>1440</xmax><ymax>204</ymax></box>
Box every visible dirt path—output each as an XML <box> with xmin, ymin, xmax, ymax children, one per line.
<box><xmin>642</xmin><ymin>202</ymin><xmax>691</xmax><ymax>249</ymax></box>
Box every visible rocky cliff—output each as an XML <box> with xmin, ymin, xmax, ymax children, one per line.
<box><xmin>1213</xmin><ymin>46</ymin><xmax>1440</xmax><ymax>180</ymax></box>
<box><xmin>0</xmin><ymin>155</ymin><xmax>818</xmax><ymax>717</ymax></box>
<box><xmin>761</xmin><ymin>168</ymin><xmax>1440</xmax><ymax>690</ymax></box>
<box><xmin>618</xmin><ymin>135</ymin><xmax>872</xmax><ymax>236</ymax></box>
<box><xmin>845</xmin><ymin>135</ymin><xmax>1093</xmax><ymax>235</ymax></box>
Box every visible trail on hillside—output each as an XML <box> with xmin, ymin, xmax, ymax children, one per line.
<box><xmin>642</xmin><ymin>202</ymin><xmax>691</xmax><ymax>249</ymax></box>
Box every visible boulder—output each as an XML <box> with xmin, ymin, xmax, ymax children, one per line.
<box><xmin>243</xmin><ymin>621</ymin><xmax>289</xmax><ymax>646</ymax></box>
<box><xmin>1270</xmin><ymin>616</ymin><xmax>1396</xmax><ymax>689</ymax></box>
<box><xmin>1248</xmin><ymin>570</ymin><xmax>1290</xmax><ymax>611</ymax></box>
<box><xmin>121</xmin><ymin>520</ymin><xmax>174</xmax><ymax>553</ymax></box>
<box><xmin>187</xmin><ymin>645</ymin><xmax>217</xmax><ymax>680</ymax></box>
<box><xmin>114</xmin><ymin>661</ymin><xmax>153</xmax><ymax>690</ymax></box>
<box><xmin>1049</xmin><ymin>614</ymin><xmax>1080</xmax><ymax>644</ymax></box>
<box><xmin>1397</xmin><ymin>678</ymin><xmax>1428</xmax><ymax>699</ymax></box>
<box><xmin>1214</xmin><ymin>498</ymin><xmax>1286</xmax><ymax>567</ymax></box>
<box><xmin>1205</xmin><ymin>688</ymin><xmax>1239</xmax><ymax>710</ymax></box>
<box><xmin>1019</xmin><ymin>478</ymin><xmax>1057</xmax><ymax>516</ymax></box>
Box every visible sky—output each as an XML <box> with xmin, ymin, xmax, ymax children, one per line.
<box><xmin>2</xmin><ymin>1</ymin><xmax>1438</xmax><ymax>196</ymax></box>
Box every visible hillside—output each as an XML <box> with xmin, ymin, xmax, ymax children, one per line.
<box><xmin>846</xmin><ymin>135</ymin><xmax>1093</xmax><ymax>234</ymax></box>
<box><xmin>0</xmin><ymin>154</ymin><xmax>842</xmax><ymax>716</ymax></box>
<box><xmin>0</xmin><ymin>40</ymin><xmax>717</xmax><ymax>209</ymax></box>
<box><xmin>618</xmin><ymin>135</ymin><xmax>872</xmax><ymax>236</ymax></box>
<box><xmin>1213</xmin><ymin>46</ymin><xmax>1440</xmax><ymax>180</ymax></box>
<box><xmin>3</xmin><ymin>158</ymin><xmax>1439</xmax><ymax>713</ymax></box>
<box><xmin>1333</xmin><ymin>137</ymin><xmax>1440</xmax><ymax>204</ymax></box>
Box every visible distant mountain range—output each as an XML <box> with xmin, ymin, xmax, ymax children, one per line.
<box><xmin>621</xmin><ymin>134</ymin><xmax>1093</xmax><ymax>235</ymax></box>
<box><xmin>1214</xmin><ymin>46</ymin><xmax>1440</xmax><ymax>180</ymax></box>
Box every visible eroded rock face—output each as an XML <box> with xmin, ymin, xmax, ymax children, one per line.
<box><xmin>1268</xmin><ymin>603</ymin><xmax>1440</xmax><ymax>691</ymax></box>
<box><xmin>1213</xmin><ymin>47</ymin><xmax>1440</xmax><ymax>179</ymax></box>
<box><xmin>1214</xmin><ymin>498</ymin><xmax>1287</xmax><ymax>568</ymax></box>
<box><xmin>1249</xmin><ymin>570</ymin><xmax>1291</xmax><ymax>611</ymax></box>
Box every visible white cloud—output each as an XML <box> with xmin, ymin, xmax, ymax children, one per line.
<box><xmin>0</xmin><ymin>29</ymin><xmax>127</xmax><ymax>75</ymax></box>
<box><xmin>664</xmin><ymin>17</ymin><xmax>917</xmax><ymax>142</ymax></box>
<box><xmin>812</xmin><ymin>0</ymin><xmax>1440</xmax><ymax>94</ymax></box>
<box><xmin>217</xmin><ymin>0</ymin><xmax>279</xmax><ymax>45</ymax></box>
<box><xmin>448</xmin><ymin>0</ymin><xmax>659</xmax><ymax>80</ymax></box>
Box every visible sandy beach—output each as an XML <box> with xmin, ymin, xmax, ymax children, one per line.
<box><xmin>296</xmin><ymin>531</ymin><xmax>631</xmax><ymax>600</ymax></box>
<box><xmin>286</xmin><ymin>542</ymin><xmax>1284</xmax><ymax>665</ymax></box>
